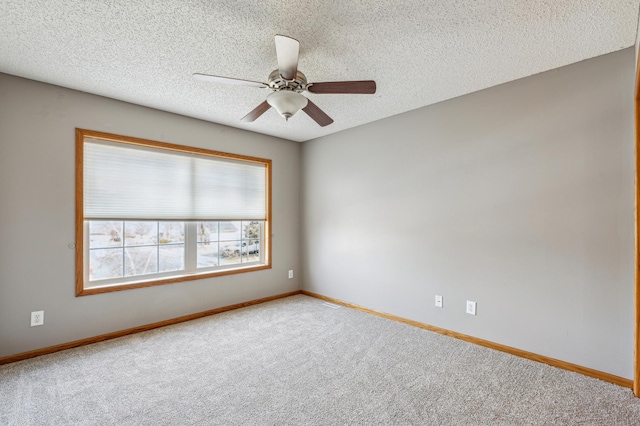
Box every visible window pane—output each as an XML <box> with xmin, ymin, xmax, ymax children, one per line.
<box><xmin>89</xmin><ymin>221</ymin><xmax>123</xmax><ymax>248</ymax></box>
<box><xmin>197</xmin><ymin>242</ymin><xmax>219</xmax><ymax>268</ymax></box>
<box><xmin>159</xmin><ymin>244</ymin><xmax>184</xmax><ymax>272</ymax></box>
<box><xmin>125</xmin><ymin>246</ymin><xmax>158</xmax><ymax>277</ymax></box>
<box><xmin>159</xmin><ymin>221</ymin><xmax>184</xmax><ymax>244</ymax></box>
<box><xmin>243</xmin><ymin>239</ymin><xmax>260</xmax><ymax>262</ymax></box>
<box><xmin>242</xmin><ymin>221</ymin><xmax>261</xmax><ymax>239</ymax></box>
<box><xmin>125</xmin><ymin>221</ymin><xmax>157</xmax><ymax>246</ymax></box>
<box><xmin>197</xmin><ymin>221</ymin><xmax>219</xmax><ymax>243</ymax></box>
<box><xmin>219</xmin><ymin>221</ymin><xmax>241</xmax><ymax>241</ymax></box>
<box><xmin>89</xmin><ymin>248</ymin><xmax>123</xmax><ymax>280</ymax></box>
<box><xmin>220</xmin><ymin>241</ymin><xmax>241</xmax><ymax>265</ymax></box>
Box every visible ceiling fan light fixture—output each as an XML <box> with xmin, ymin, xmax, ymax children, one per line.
<box><xmin>267</xmin><ymin>90</ymin><xmax>308</xmax><ymax>121</ymax></box>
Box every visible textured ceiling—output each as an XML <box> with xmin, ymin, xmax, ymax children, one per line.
<box><xmin>0</xmin><ymin>1</ymin><xmax>638</xmax><ymax>142</ymax></box>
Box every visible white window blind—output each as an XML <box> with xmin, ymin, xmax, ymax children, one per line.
<box><xmin>83</xmin><ymin>138</ymin><xmax>267</xmax><ymax>220</ymax></box>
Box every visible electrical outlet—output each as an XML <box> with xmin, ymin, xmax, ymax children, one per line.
<box><xmin>288</xmin><ymin>270</ymin><xmax>293</xmax><ymax>279</ymax></box>
<box><xmin>31</xmin><ymin>310</ymin><xmax>44</xmax><ymax>327</ymax></box>
<box><xmin>466</xmin><ymin>301</ymin><xmax>476</xmax><ymax>315</ymax></box>
<box><xmin>435</xmin><ymin>295</ymin><xmax>443</xmax><ymax>308</ymax></box>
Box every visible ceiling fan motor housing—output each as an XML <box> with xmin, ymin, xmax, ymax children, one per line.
<box><xmin>268</xmin><ymin>69</ymin><xmax>307</xmax><ymax>92</ymax></box>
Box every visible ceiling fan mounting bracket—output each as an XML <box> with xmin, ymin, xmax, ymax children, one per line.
<box><xmin>267</xmin><ymin>69</ymin><xmax>307</xmax><ymax>92</ymax></box>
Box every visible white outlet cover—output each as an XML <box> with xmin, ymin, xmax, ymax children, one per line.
<box><xmin>466</xmin><ymin>301</ymin><xmax>476</xmax><ymax>315</ymax></box>
<box><xmin>288</xmin><ymin>270</ymin><xmax>293</xmax><ymax>279</ymax></box>
<box><xmin>30</xmin><ymin>310</ymin><xmax>44</xmax><ymax>326</ymax></box>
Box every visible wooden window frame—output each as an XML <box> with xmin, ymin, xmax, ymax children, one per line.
<box><xmin>75</xmin><ymin>128</ymin><xmax>272</xmax><ymax>296</ymax></box>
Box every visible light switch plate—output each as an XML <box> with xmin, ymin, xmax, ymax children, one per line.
<box><xmin>435</xmin><ymin>295</ymin><xmax>443</xmax><ymax>308</ymax></box>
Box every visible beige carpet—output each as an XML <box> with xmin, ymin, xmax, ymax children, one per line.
<box><xmin>1</xmin><ymin>294</ymin><xmax>639</xmax><ymax>425</ymax></box>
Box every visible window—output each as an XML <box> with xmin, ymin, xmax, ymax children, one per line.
<box><xmin>76</xmin><ymin>129</ymin><xmax>271</xmax><ymax>296</ymax></box>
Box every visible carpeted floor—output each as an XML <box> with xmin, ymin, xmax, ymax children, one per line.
<box><xmin>1</xmin><ymin>294</ymin><xmax>640</xmax><ymax>425</ymax></box>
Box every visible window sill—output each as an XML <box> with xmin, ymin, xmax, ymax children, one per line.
<box><xmin>76</xmin><ymin>263</ymin><xmax>272</xmax><ymax>296</ymax></box>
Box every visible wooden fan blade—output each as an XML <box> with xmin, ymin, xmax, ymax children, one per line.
<box><xmin>241</xmin><ymin>101</ymin><xmax>271</xmax><ymax>122</ymax></box>
<box><xmin>193</xmin><ymin>73</ymin><xmax>268</xmax><ymax>88</ymax></box>
<box><xmin>302</xmin><ymin>99</ymin><xmax>334</xmax><ymax>127</ymax></box>
<box><xmin>275</xmin><ymin>35</ymin><xmax>299</xmax><ymax>80</ymax></box>
<box><xmin>307</xmin><ymin>81</ymin><xmax>376</xmax><ymax>94</ymax></box>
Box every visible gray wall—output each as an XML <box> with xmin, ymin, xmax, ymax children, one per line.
<box><xmin>0</xmin><ymin>73</ymin><xmax>301</xmax><ymax>358</ymax></box>
<box><xmin>301</xmin><ymin>48</ymin><xmax>635</xmax><ymax>379</ymax></box>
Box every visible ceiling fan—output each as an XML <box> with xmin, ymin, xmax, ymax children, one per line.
<box><xmin>193</xmin><ymin>35</ymin><xmax>376</xmax><ymax>127</ymax></box>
